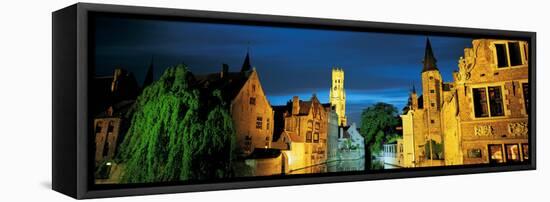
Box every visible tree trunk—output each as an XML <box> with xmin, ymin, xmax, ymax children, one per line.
<box><xmin>364</xmin><ymin>144</ymin><xmax>372</xmax><ymax>171</ymax></box>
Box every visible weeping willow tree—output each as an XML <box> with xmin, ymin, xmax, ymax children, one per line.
<box><xmin>359</xmin><ymin>102</ymin><xmax>400</xmax><ymax>170</ymax></box>
<box><xmin>117</xmin><ymin>64</ymin><xmax>236</xmax><ymax>183</ymax></box>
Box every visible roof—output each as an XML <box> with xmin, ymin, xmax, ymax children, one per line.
<box><xmin>422</xmin><ymin>38</ymin><xmax>439</xmax><ymax>72</ymax></box>
<box><xmin>299</xmin><ymin>100</ymin><xmax>312</xmax><ymax>115</ymax></box>
<box><xmin>193</xmin><ymin>70</ymin><xmax>251</xmax><ymax>102</ymax></box>
<box><xmin>194</xmin><ymin>52</ymin><xmax>255</xmax><ymax>102</ymax></box>
<box><xmin>92</xmin><ymin>68</ymin><xmax>140</xmax><ymax>116</ymax></box>
<box><xmin>241</xmin><ymin>51</ymin><xmax>252</xmax><ymax>72</ymax></box>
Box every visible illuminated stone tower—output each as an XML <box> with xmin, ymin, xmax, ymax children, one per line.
<box><xmin>421</xmin><ymin>38</ymin><xmax>443</xmax><ymax>146</ymax></box>
<box><xmin>330</xmin><ymin>67</ymin><xmax>347</xmax><ymax>126</ymax></box>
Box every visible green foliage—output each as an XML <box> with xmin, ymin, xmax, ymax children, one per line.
<box><xmin>94</xmin><ymin>160</ymin><xmax>112</xmax><ymax>179</ymax></box>
<box><xmin>385</xmin><ymin>134</ymin><xmax>401</xmax><ymax>144</ymax></box>
<box><xmin>116</xmin><ymin>64</ymin><xmax>236</xmax><ymax>183</ymax></box>
<box><xmin>359</xmin><ymin>102</ymin><xmax>400</xmax><ymax>154</ymax></box>
<box><xmin>424</xmin><ymin>139</ymin><xmax>444</xmax><ymax>160</ymax></box>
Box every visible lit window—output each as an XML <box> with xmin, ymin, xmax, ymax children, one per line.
<box><xmin>256</xmin><ymin>117</ymin><xmax>263</xmax><ymax>129</ymax></box>
<box><xmin>488</xmin><ymin>144</ymin><xmax>504</xmax><ymax>164</ymax></box>
<box><xmin>313</xmin><ymin>132</ymin><xmax>319</xmax><ymax>143</ymax></box>
<box><xmin>505</xmin><ymin>144</ymin><xmax>521</xmax><ymax>163</ymax></box>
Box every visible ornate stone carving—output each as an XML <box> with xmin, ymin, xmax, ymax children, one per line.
<box><xmin>474</xmin><ymin>125</ymin><xmax>494</xmax><ymax>137</ymax></box>
<box><xmin>508</xmin><ymin>122</ymin><xmax>528</xmax><ymax>137</ymax></box>
<box><xmin>457</xmin><ymin>48</ymin><xmax>476</xmax><ymax>82</ymax></box>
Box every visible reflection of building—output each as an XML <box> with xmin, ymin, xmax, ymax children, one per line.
<box><xmin>271</xmin><ymin>95</ymin><xmax>328</xmax><ymax>172</ymax></box>
<box><xmin>401</xmin><ymin>38</ymin><xmax>530</xmax><ymax>167</ymax></box>
<box><xmin>330</xmin><ymin>68</ymin><xmax>347</xmax><ymax>126</ymax></box>
<box><xmin>195</xmin><ymin>52</ymin><xmax>274</xmax><ymax>156</ymax></box>
<box><xmin>337</xmin><ymin>123</ymin><xmax>365</xmax><ymax>160</ymax></box>
<box><xmin>326</xmin><ymin>106</ymin><xmax>340</xmax><ymax>161</ymax></box>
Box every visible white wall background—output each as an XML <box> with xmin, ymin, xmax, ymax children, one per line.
<box><xmin>0</xmin><ymin>0</ymin><xmax>547</xmax><ymax>201</ymax></box>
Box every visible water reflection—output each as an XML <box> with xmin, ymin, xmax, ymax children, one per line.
<box><xmin>288</xmin><ymin>158</ymin><xmax>366</xmax><ymax>174</ymax></box>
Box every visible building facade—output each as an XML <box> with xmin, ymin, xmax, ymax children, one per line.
<box><xmin>229</xmin><ymin>68</ymin><xmax>275</xmax><ymax>155</ymax></box>
<box><xmin>401</xmin><ymin>38</ymin><xmax>530</xmax><ymax>167</ymax></box>
<box><xmin>271</xmin><ymin>95</ymin><xmax>329</xmax><ymax>173</ymax></box>
<box><xmin>445</xmin><ymin>39</ymin><xmax>529</xmax><ymax>165</ymax></box>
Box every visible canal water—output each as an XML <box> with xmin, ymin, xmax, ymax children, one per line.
<box><xmin>287</xmin><ymin>157</ymin><xmax>399</xmax><ymax>175</ymax></box>
<box><xmin>288</xmin><ymin>158</ymin><xmax>366</xmax><ymax>174</ymax></box>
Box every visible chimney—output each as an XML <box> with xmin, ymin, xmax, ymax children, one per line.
<box><xmin>410</xmin><ymin>84</ymin><xmax>418</xmax><ymax>110</ymax></box>
<box><xmin>221</xmin><ymin>64</ymin><xmax>229</xmax><ymax>78</ymax></box>
<box><xmin>111</xmin><ymin>68</ymin><xmax>124</xmax><ymax>92</ymax></box>
<box><xmin>411</xmin><ymin>94</ymin><xmax>418</xmax><ymax>110</ymax></box>
<box><xmin>292</xmin><ymin>96</ymin><xmax>300</xmax><ymax>115</ymax></box>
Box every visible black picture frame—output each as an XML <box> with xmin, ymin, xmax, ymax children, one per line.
<box><xmin>52</xmin><ymin>2</ymin><xmax>536</xmax><ymax>199</ymax></box>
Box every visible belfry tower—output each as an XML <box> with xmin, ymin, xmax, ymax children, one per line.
<box><xmin>330</xmin><ymin>67</ymin><xmax>347</xmax><ymax>126</ymax></box>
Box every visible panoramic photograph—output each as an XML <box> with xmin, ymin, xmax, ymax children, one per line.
<box><xmin>90</xmin><ymin>15</ymin><xmax>530</xmax><ymax>184</ymax></box>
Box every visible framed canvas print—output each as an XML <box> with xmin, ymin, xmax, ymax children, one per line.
<box><xmin>52</xmin><ymin>3</ymin><xmax>536</xmax><ymax>199</ymax></box>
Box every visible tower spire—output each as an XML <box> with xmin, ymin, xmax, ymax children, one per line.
<box><xmin>422</xmin><ymin>38</ymin><xmax>438</xmax><ymax>72</ymax></box>
<box><xmin>241</xmin><ymin>49</ymin><xmax>252</xmax><ymax>72</ymax></box>
<box><xmin>143</xmin><ymin>55</ymin><xmax>154</xmax><ymax>88</ymax></box>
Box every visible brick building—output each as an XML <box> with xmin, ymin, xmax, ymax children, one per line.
<box><xmin>401</xmin><ymin>38</ymin><xmax>529</xmax><ymax>167</ymax></box>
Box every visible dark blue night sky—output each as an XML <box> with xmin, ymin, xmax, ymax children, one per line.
<box><xmin>94</xmin><ymin>16</ymin><xmax>473</xmax><ymax>124</ymax></box>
